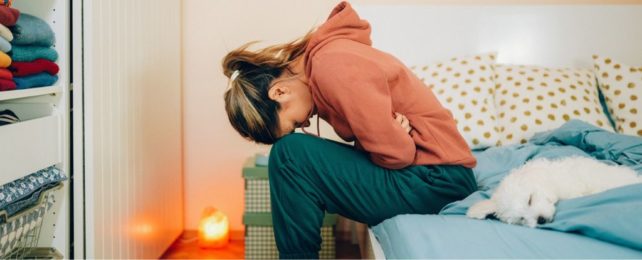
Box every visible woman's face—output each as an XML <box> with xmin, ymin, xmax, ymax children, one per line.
<box><xmin>268</xmin><ymin>70</ymin><xmax>315</xmax><ymax>137</ymax></box>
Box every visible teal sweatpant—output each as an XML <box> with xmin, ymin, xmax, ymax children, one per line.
<box><xmin>268</xmin><ymin>133</ymin><xmax>477</xmax><ymax>259</ymax></box>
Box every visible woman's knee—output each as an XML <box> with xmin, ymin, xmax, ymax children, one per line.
<box><xmin>269</xmin><ymin>133</ymin><xmax>321</xmax><ymax>162</ymax></box>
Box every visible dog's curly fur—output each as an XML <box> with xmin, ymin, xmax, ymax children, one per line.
<box><xmin>467</xmin><ymin>156</ymin><xmax>641</xmax><ymax>228</ymax></box>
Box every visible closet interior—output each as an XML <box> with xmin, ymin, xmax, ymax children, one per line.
<box><xmin>0</xmin><ymin>0</ymin><xmax>70</xmax><ymax>258</ymax></box>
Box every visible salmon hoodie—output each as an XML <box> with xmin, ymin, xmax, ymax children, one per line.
<box><xmin>304</xmin><ymin>1</ymin><xmax>476</xmax><ymax>169</ymax></box>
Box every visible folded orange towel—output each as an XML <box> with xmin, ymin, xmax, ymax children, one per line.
<box><xmin>0</xmin><ymin>51</ymin><xmax>10</xmax><ymax>68</ymax></box>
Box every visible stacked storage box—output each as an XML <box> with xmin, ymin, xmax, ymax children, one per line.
<box><xmin>243</xmin><ymin>157</ymin><xmax>337</xmax><ymax>259</ymax></box>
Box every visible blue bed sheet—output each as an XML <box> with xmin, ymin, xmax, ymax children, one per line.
<box><xmin>373</xmin><ymin>120</ymin><xmax>642</xmax><ymax>258</ymax></box>
<box><xmin>373</xmin><ymin>215</ymin><xmax>642</xmax><ymax>259</ymax></box>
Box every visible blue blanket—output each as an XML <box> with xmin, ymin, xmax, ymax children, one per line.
<box><xmin>0</xmin><ymin>36</ymin><xmax>9</xmax><ymax>52</ymax></box>
<box><xmin>440</xmin><ymin>119</ymin><xmax>642</xmax><ymax>250</ymax></box>
<box><xmin>11</xmin><ymin>13</ymin><xmax>55</xmax><ymax>47</ymax></box>
<box><xmin>14</xmin><ymin>72</ymin><xmax>58</xmax><ymax>89</ymax></box>
<box><xmin>373</xmin><ymin>214</ymin><xmax>642</xmax><ymax>258</ymax></box>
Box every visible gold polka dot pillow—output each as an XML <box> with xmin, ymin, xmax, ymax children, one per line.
<box><xmin>411</xmin><ymin>53</ymin><xmax>500</xmax><ymax>150</ymax></box>
<box><xmin>593</xmin><ymin>55</ymin><xmax>642</xmax><ymax>137</ymax></box>
<box><xmin>494</xmin><ymin>64</ymin><xmax>613</xmax><ymax>145</ymax></box>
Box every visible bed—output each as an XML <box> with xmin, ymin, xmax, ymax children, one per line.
<box><xmin>352</xmin><ymin>4</ymin><xmax>642</xmax><ymax>258</ymax></box>
<box><xmin>368</xmin><ymin>120</ymin><xmax>642</xmax><ymax>258</ymax></box>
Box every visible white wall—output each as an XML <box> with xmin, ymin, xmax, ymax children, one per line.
<box><xmin>83</xmin><ymin>0</ymin><xmax>183</xmax><ymax>258</ymax></box>
<box><xmin>182</xmin><ymin>0</ymin><xmax>642</xmax><ymax>232</ymax></box>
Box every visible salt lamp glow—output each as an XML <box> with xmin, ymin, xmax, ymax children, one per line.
<box><xmin>198</xmin><ymin>207</ymin><xmax>229</xmax><ymax>248</ymax></box>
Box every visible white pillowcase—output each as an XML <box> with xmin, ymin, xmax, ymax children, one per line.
<box><xmin>593</xmin><ymin>55</ymin><xmax>642</xmax><ymax>137</ymax></box>
<box><xmin>411</xmin><ymin>53</ymin><xmax>500</xmax><ymax>150</ymax></box>
<box><xmin>494</xmin><ymin>64</ymin><xmax>613</xmax><ymax>145</ymax></box>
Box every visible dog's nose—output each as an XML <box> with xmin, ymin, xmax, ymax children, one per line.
<box><xmin>537</xmin><ymin>216</ymin><xmax>547</xmax><ymax>225</ymax></box>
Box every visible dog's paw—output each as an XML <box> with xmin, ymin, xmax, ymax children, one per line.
<box><xmin>466</xmin><ymin>200</ymin><xmax>497</xmax><ymax>219</ymax></box>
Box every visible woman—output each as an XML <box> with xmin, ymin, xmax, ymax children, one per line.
<box><xmin>223</xmin><ymin>2</ymin><xmax>477</xmax><ymax>258</ymax></box>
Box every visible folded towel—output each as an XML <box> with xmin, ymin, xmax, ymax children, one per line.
<box><xmin>0</xmin><ymin>109</ymin><xmax>19</xmax><ymax>126</ymax></box>
<box><xmin>14</xmin><ymin>72</ymin><xmax>58</xmax><ymax>89</ymax></box>
<box><xmin>0</xmin><ymin>77</ymin><xmax>15</xmax><ymax>91</ymax></box>
<box><xmin>0</xmin><ymin>23</ymin><xmax>12</xmax><ymax>41</ymax></box>
<box><xmin>11</xmin><ymin>13</ymin><xmax>55</xmax><ymax>47</ymax></box>
<box><xmin>9</xmin><ymin>45</ymin><xmax>58</xmax><ymax>62</ymax></box>
<box><xmin>0</xmin><ymin>6</ymin><xmax>18</xmax><ymax>26</ymax></box>
<box><xmin>0</xmin><ymin>68</ymin><xmax>11</xmax><ymax>79</ymax></box>
<box><xmin>9</xmin><ymin>59</ymin><xmax>58</xmax><ymax>77</ymax></box>
<box><xmin>0</xmin><ymin>51</ymin><xmax>10</xmax><ymax>67</ymax></box>
<box><xmin>0</xmin><ymin>36</ymin><xmax>10</xmax><ymax>52</ymax></box>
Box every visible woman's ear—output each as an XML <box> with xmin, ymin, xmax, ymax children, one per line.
<box><xmin>268</xmin><ymin>84</ymin><xmax>291</xmax><ymax>102</ymax></box>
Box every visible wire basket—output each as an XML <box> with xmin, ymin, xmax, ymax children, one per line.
<box><xmin>0</xmin><ymin>183</ymin><xmax>62</xmax><ymax>259</ymax></box>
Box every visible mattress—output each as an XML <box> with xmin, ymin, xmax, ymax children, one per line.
<box><xmin>372</xmin><ymin>214</ymin><xmax>642</xmax><ymax>259</ymax></box>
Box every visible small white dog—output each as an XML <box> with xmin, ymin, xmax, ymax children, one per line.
<box><xmin>467</xmin><ymin>156</ymin><xmax>641</xmax><ymax>228</ymax></box>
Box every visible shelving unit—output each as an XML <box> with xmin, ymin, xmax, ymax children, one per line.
<box><xmin>0</xmin><ymin>0</ymin><xmax>71</xmax><ymax>258</ymax></box>
<box><xmin>0</xmin><ymin>85</ymin><xmax>62</xmax><ymax>101</ymax></box>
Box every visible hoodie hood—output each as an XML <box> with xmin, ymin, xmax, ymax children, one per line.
<box><xmin>304</xmin><ymin>1</ymin><xmax>371</xmax><ymax>77</ymax></box>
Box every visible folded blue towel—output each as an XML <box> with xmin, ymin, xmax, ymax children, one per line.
<box><xmin>9</xmin><ymin>45</ymin><xmax>58</xmax><ymax>62</ymax></box>
<box><xmin>14</xmin><ymin>72</ymin><xmax>58</xmax><ymax>89</ymax></box>
<box><xmin>11</xmin><ymin>13</ymin><xmax>55</xmax><ymax>47</ymax></box>
<box><xmin>0</xmin><ymin>36</ymin><xmax>9</xmax><ymax>52</ymax></box>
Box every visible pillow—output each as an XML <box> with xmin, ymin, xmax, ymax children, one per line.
<box><xmin>593</xmin><ymin>55</ymin><xmax>642</xmax><ymax>137</ymax></box>
<box><xmin>411</xmin><ymin>53</ymin><xmax>501</xmax><ymax>150</ymax></box>
<box><xmin>494</xmin><ymin>64</ymin><xmax>613</xmax><ymax>145</ymax></box>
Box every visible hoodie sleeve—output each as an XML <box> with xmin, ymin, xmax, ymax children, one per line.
<box><xmin>312</xmin><ymin>52</ymin><xmax>416</xmax><ymax>169</ymax></box>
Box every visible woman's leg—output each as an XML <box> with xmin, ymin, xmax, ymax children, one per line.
<box><xmin>268</xmin><ymin>133</ymin><xmax>477</xmax><ymax>259</ymax></box>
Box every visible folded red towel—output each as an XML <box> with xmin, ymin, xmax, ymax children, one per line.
<box><xmin>9</xmin><ymin>59</ymin><xmax>59</xmax><ymax>77</ymax></box>
<box><xmin>0</xmin><ymin>77</ymin><xmax>16</xmax><ymax>91</ymax></box>
<box><xmin>0</xmin><ymin>67</ymin><xmax>11</xmax><ymax>80</ymax></box>
<box><xmin>0</xmin><ymin>6</ymin><xmax>19</xmax><ymax>26</ymax></box>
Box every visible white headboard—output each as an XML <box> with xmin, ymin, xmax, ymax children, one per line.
<box><xmin>353</xmin><ymin>5</ymin><xmax>642</xmax><ymax>68</ymax></box>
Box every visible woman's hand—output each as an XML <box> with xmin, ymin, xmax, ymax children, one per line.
<box><xmin>395</xmin><ymin>112</ymin><xmax>413</xmax><ymax>134</ymax></box>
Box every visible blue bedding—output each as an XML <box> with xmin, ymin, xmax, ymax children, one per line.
<box><xmin>373</xmin><ymin>120</ymin><xmax>642</xmax><ymax>258</ymax></box>
<box><xmin>373</xmin><ymin>215</ymin><xmax>642</xmax><ymax>258</ymax></box>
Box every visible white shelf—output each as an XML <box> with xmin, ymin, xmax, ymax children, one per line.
<box><xmin>0</xmin><ymin>86</ymin><xmax>62</xmax><ymax>102</ymax></box>
<box><xmin>0</xmin><ymin>115</ymin><xmax>61</xmax><ymax>186</ymax></box>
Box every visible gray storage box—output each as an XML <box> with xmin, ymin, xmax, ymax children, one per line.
<box><xmin>243</xmin><ymin>157</ymin><xmax>337</xmax><ymax>259</ymax></box>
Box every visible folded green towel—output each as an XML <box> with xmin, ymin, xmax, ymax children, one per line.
<box><xmin>14</xmin><ymin>72</ymin><xmax>58</xmax><ymax>89</ymax></box>
<box><xmin>9</xmin><ymin>45</ymin><xmax>58</xmax><ymax>62</ymax></box>
<box><xmin>11</xmin><ymin>13</ymin><xmax>55</xmax><ymax>46</ymax></box>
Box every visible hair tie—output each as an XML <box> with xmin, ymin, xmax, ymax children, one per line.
<box><xmin>227</xmin><ymin>70</ymin><xmax>241</xmax><ymax>90</ymax></box>
<box><xmin>230</xmin><ymin>70</ymin><xmax>240</xmax><ymax>81</ymax></box>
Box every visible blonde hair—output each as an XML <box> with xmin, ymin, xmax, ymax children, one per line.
<box><xmin>222</xmin><ymin>31</ymin><xmax>313</xmax><ymax>144</ymax></box>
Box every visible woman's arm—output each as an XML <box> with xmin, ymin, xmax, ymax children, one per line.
<box><xmin>312</xmin><ymin>52</ymin><xmax>416</xmax><ymax>169</ymax></box>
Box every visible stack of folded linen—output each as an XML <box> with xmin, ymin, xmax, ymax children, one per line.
<box><xmin>0</xmin><ymin>4</ymin><xmax>18</xmax><ymax>91</ymax></box>
<box><xmin>8</xmin><ymin>12</ymin><xmax>59</xmax><ymax>90</ymax></box>
<box><xmin>0</xmin><ymin>109</ymin><xmax>19</xmax><ymax>126</ymax></box>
